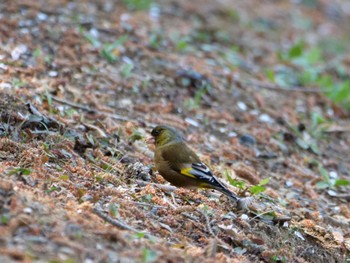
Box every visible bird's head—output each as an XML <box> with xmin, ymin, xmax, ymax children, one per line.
<box><xmin>151</xmin><ymin>125</ymin><xmax>184</xmax><ymax>147</ymax></box>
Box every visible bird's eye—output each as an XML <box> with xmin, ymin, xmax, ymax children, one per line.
<box><xmin>151</xmin><ymin>129</ymin><xmax>160</xmax><ymax>136</ymax></box>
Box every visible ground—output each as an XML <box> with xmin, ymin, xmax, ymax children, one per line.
<box><xmin>0</xmin><ymin>0</ymin><xmax>350</xmax><ymax>262</ymax></box>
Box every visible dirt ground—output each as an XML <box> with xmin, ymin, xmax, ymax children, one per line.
<box><xmin>0</xmin><ymin>0</ymin><xmax>350</xmax><ymax>262</ymax></box>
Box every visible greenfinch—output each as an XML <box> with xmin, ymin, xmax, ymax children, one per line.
<box><xmin>151</xmin><ymin>125</ymin><xmax>239</xmax><ymax>202</ymax></box>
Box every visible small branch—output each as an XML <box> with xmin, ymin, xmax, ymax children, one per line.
<box><xmin>243</xmin><ymin>79</ymin><xmax>323</xmax><ymax>93</ymax></box>
<box><xmin>129</xmin><ymin>201</ymin><xmax>167</xmax><ymax>209</ymax></box>
<box><xmin>51</xmin><ymin>96</ymin><xmax>131</xmax><ymax>121</ymax></box>
<box><xmin>135</xmin><ymin>179</ymin><xmax>177</xmax><ymax>192</ymax></box>
<box><xmin>93</xmin><ymin>207</ymin><xmax>138</xmax><ymax>231</ymax></box>
<box><xmin>330</xmin><ymin>193</ymin><xmax>350</xmax><ymax>201</ymax></box>
<box><xmin>248</xmin><ymin>210</ymin><xmax>275</xmax><ymax>222</ymax></box>
<box><xmin>197</xmin><ymin>209</ymin><xmax>216</xmax><ymax>237</ymax></box>
<box><xmin>51</xmin><ymin>96</ymin><xmax>95</xmax><ymax>112</ymax></box>
<box><xmin>93</xmin><ymin>207</ymin><xmax>154</xmax><ymax>239</ymax></box>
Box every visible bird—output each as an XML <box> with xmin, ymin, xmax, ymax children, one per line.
<box><xmin>150</xmin><ymin>125</ymin><xmax>240</xmax><ymax>202</ymax></box>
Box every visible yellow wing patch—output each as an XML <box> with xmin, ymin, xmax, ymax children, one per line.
<box><xmin>180</xmin><ymin>167</ymin><xmax>197</xmax><ymax>179</ymax></box>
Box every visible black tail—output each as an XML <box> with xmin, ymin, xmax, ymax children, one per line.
<box><xmin>217</xmin><ymin>186</ymin><xmax>240</xmax><ymax>201</ymax></box>
<box><xmin>211</xmin><ymin>178</ymin><xmax>239</xmax><ymax>201</ymax></box>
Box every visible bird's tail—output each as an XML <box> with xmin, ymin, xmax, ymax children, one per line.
<box><xmin>216</xmin><ymin>185</ymin><xmax>254</xmax><ymax>209</ymax></box>
<box><xmin>215</xmin><ymin>184</ymin><xmax>240</xmax><ymax>202</ymax></box>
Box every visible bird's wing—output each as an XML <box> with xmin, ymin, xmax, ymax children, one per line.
<box><xmin>160</xmin><ymin>142</ymin><xmax>239</xmax><ymax>201</ymax></box>
<box><xmin>160</xmin><ymin>143</ymin><xmax>217</xmax><ymax>183</ymax></box>
<box><xmin>182</xmin><ymin>162</ymin><xmax>239</xmax><ymax>201</ymax></box>
<box><xmin>180</xmin><ymin>162</ymin><xmax>217</xmax><ymax>183</ymax></box>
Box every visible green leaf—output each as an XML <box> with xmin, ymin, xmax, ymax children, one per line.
<box><xmin>265</xmin><ymin>69</ymin><xmax>275</xmax><ymax>82</ymax></box>
<box><xmin>101</xmin><ymin>162</ymin><xmax>112</xmax><ymax>171</ymax></box>
<box><xmin>59</xmin><ymin>175</ymin><xmax>69</xmax><ymax>181</ymax></box>
<box><xmin>129</xmin><ymin>129</ymin><xmax>143</xmax><ymax>142</ymax></box>
<box><xmin>258</xmin><ymin>177</ymin><xmax>270</xmax><ymax>186</ymax></box>
<box><xmin>332</xmin><ymin>81</ymin><xmax>350</xmax><ymax>103</ymax></box>
<box><xmin>1</xmin><ymin>215</ymin><xmax>9</xmax><ymax>224</ymax></box>
<box><xmin>123</xmin><ymin>0</ymin><xmax>153</xmax><ymax>11</ymax></box>
<box><xmin>249</xmin><ymin>185</ymin><xmax>266</xmax><ymax>195</ymax></box>
<box><xmin>101</xmin><ymin>35</ymin><xmax>128</xmax><ymax>63</ymax></box>
<box><xmin>305</xmin><ymin>47</ymin><xmax>321</xmax><ymax>64</ymax></box>
<box><xmin>120</xmin><ymin>62</ymin><xmax>134</xmax><ymax>79</ymax></box>
<box><xmin>311</xmin><ymin>112</ymin><xmax>326</xmax><ymax>127</ymax></box>
<box><xmin>82</xmin><ymin>31</ymin><xmax>100</xmax><ymax>48</ymax></box>
<box><xmin>226</xmin><ymin>170</ymin><xmax>246</xmax><ymax>189</ymax></box>
<box><xmin>334</xmin><ymin>179</ymin><xmax>350</xmax><ymax>187</ymax></box>
<box><xmin>318</xmin><ymin>165</ymin><xmax>330</xmax><ymax>183</ymax></box>
<box><xmin>33</xmin><ymin>48</ymin><xmax>42</xmax><ymax>58</ymax></box>
<box><xmin>142</xmin><ymin>248</ymin><xmax>157</xmax><ymax>263</ymax></box>
<box><xmin>47</xmin><ymin>186</ymin><xmax>60</xmax><ymax>193</ymax></box>
<box><xmin>176</xmin><ymin>39</ymin><xmax>188</xmax><ymax>51</ymax></box>
<box><xmin>7</xmin><ymin>168</ymin><xmax>31</xmax><ymax>176</ymax></box>
<box><xmin>317</xmin><ymin>75</ymin><xmax>333</xmax><ymax>91</ymax></box>
<box><xmin>94</xmin><ymin>175</ymin><xmax>103</xmax><ymax>182</ymax></box>
<box><xmin>288</xmin><ymin>42</ymin><xmax>304</xmax><ymax>58</ymax></box>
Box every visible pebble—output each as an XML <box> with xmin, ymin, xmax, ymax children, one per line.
<box><xmin>228</xmin><ymin>131</ymin><xmax>237</xmax><ymax>137</ymax></box>
<box><xmin>239</xmin><ymin>134</ymin><xmax>256</xmax><ymax>147</ymax></box>
<box><xmin>259</xmin><ymin>113</ymin><xmax>273</xmax><ymax>123</ymax></box>
<box><xmin>237</xmin><ymin>101</ymin><xmax>247</xmax><ymax>111</ymax></box>
<box><xmin>240</xmin><ymin>214</ymin><xmax>249</xmax><ymax>221</ymax></box>
<box><xmin>11</xmin><ymin>44</ymin><xmax>27</xmax><ymax>60</ymax></box>
<box><xmin>285</xmin><ymin>181</ymin><xmax>293</xmax><ymax>187</ymax></box>
<box><xmin>23</xmin><ymin>207</ymin><xmax>33</xmax><ymax>214</ymax></box>
<box><xmin>48</xmin><ymin>71</ymin><xmax>58</xmax><ymax>77</ymax></box>
<box><xmin>329</xmin><ymin>171</ymin><xmax>338</xmax><ymax>179</ymax></box>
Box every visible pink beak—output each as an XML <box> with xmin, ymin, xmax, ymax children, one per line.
<box><xmin>145</xmin><ymin>136</ymin><xmax>155</xmax><ymax>144</ymax></box>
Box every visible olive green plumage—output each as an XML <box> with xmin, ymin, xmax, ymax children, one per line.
<box><xmin>151</xmin><ymin>125</ymin><xmax>239</xmax><ymax>201</ymax></box>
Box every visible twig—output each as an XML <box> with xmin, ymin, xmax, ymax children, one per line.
<box><xmin>330</xmin><ymin>193</ymin><xmax>350</xmax><ymax>201</ymax></box>
<box><xmin>248</xmin><ymin>210</ymin><xmax>275</xmax><ymax>222</ymax></box>
<box><xmin>93</xmin><ymin>207</ymin><xmax>154</xmax><ymax>239</ymax></box>
<box><xmin>181</xmin><ymin>212</ymin><xmax>199</xmax><ymax>221</ymax></box>
<box><xmin>197</xmin><ymin>209</ymin><xmax>216</xmax><ymax>237</ymax></box>
<box><xmin>243</xmin><ymin>79</ymin><xmax>323</xmax><ymax>93</ymax></box>
<box><xmin>135</xmin><ymin>179</ymin><xmax>177</xmax><ymax>192</ymax></box>
<box><xmin>129</xmin><ymin>201</ymin><xmax>167</xmax><ymax>209</ymax></box>
<box><xmin>51</xmin><ymin>96</ymin><xmax>130</xmax><ymax>121</ymax></box>
<box><xmin>51</xmin><ymin>96</ymin><xmax>95</xmax><ymax>112</ymax></box>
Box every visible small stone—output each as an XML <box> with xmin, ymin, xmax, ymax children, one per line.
<box><xmin>228</xmin><ymin>131</ymin><xmax>237</xmax><ymax>137</ymax></box>
<box><xmin>81</xmin><ymin>194</ymin><xmax>93</xmax><ymax>202</ymax></box>
<box><xmin>11</xmin><ymin>44</ymin><xmax>27</xmax><ymax>60</ymax></box>
<box><xmin>118</xmin><ymin>98</ymin><xmax>132</xmax><ymax>107</ymax></box>
<box><xmin>23</xmin><ymin>207</ymin><xmax>33</xmax><ymax>214</ymax></box>
<box><xmin>285</xmin><ymin>181</ymin><xmax>293</xmax><ymax>187</ymax></box>
<box><xmin>256</xmin><ymin>150</ymin><xmax>277</xmax><ymax>159</ymax></box>
<box><xmin>259</xmin><ymin>113</ymin><xmax>273</xmax><ymax>123</ymax></box>
<box><xmin>237</xmin><ymin>101</ymin><xmax>247</xmax><ymax>111</ymax></box>
<box><xmin>239</xmin><ymin>134</ymin><xmax>256</xmax><ymax>147</ymax></box>
<box><xmin>48</xmin><ymin>71</ymin><xmax>58</xmax><ymax>77</ymax></box>
<box><xmin>240</xmin><ymin>214</ymin><xmax>249</xmax><ymax>221</ymax></box>
<box><xmin>329</xmin><ymin>171</ymin><xmax>338</xmax><ymax>179</ymax></box>
<box><xmin>37</xmin><ymin>12</ymin><xmax>48</xmax><ymax>21</ymax></box>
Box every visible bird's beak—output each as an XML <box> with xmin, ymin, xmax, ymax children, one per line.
<box><xmin>145</xmin><ymin>136</ymin><xmax>155</xmax><ymax>145</ymax></box>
